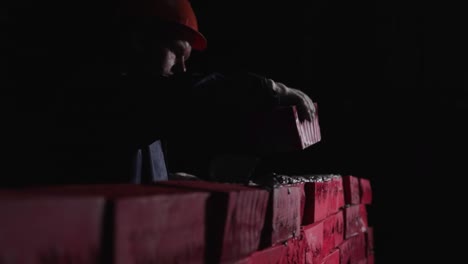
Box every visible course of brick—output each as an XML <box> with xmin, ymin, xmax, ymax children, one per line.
<box><xmin>0</xmin><ymin>175</ymin><xmax>373</xmax><ymax>263</ymax></box>
<box><xmin>236</xmin><ymin>174</ymin><xmax>374</xmax><ymax>264</ymax></box>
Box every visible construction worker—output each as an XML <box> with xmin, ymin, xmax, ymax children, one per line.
<box><xmin>4</xmin><ymin>0</ymin><xmax>316</xmax><ymax>186</ymax></box>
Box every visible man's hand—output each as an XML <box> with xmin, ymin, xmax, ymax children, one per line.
<box><xmin>266</xmin><ymin>79</ymin><xmax>316</xmax><ymax>122</ymax></box>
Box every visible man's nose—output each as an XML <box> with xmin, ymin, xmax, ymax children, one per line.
<box><xmin>179</xmin><ymin>60</ymin><xmax>187</xmax><ymax>72</ymax></box>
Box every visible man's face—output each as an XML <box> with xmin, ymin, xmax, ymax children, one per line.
<box><xmin>152</xmin><ymin>39</ymin><xmax>192</xmax><ymax>77</ymax></box>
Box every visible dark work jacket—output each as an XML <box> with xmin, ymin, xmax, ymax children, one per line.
<box><xmin>3</xmin><ymin>62</ymin><xmax>280</xmax><ymax>186</ymax></box>
<box><xmin>50</xmin><ymin>65</ymin><xmax>186</xmax><ymax>184</ymax></box>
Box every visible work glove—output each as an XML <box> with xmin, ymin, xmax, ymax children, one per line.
<box><xmin>264</xmin><ymin>78</ymin><xmax>316</xmax><ymax>122</ymax></box>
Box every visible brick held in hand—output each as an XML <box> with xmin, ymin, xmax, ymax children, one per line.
<box><xmin>359</xmin><ymin>178</ymin><xmax>373</xmax><ymax>205</ymax></box>
<box><xmin>320</xmin><ymin>249</ymin><xmax>339</xmax><ymax>264</ymax></box>
<box><xmin>322</xmin><ymin>210</ymin><xmax>344</xmax><ymax>256</ymax></box>
<box><xmin>247</xmin><ymin>104</ymin><xmax>321</xmax><ymax>153</ymax></box>
<box><xmin>260</xmin><ymin>183</ymin><xmax>305</xmax><ymax>248</ymax></box>
<box><xmin>294</xmin><ymin>103</ymin><xmax>322</xmax><ymax>149</ymax></box>
<box><xmin>342</xmin><ymin>175</ymin><xmax>360</xmax><ymax>205</ymax></box>
<box><xmin>15</xmin><ymin>184</ymin><xmax>209</xmax><ymax>264</ymax></box>
<box><xmin>0</xmin><ymin>192</ymin><xmax>104</xmax><ymax>264</ymax></box>
<box><xmin>177</xmin><ymin>104</ymin><xmax>321</xmax><ymax>155</ymax></box>
<box><xmin>303</xmin><ymin>221</ymin><xmax>324</xmax><ymax>264</ymax></box>
<box><xmin>156</xmin><ymin>180</ymin><xmax>269</xmax><ymax>264</ymax></box>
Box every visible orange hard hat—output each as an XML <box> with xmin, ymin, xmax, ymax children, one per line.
<box><xmin>120</xmin><ymin>0</ymin><xmax>207</xmax><ymax>51</ymax></box>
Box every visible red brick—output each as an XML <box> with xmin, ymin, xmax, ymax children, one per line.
<box><xmin>247</xmin><ymin>105</ymin><xmax>321</xmax><ymax>153</ymax></box>
<box><xmin>338</xmin><ymin>233</ymin><xmax>367</xmax><ymax>264</ymax></box>
<box><xmin>280</xmin><ymin>237</ymin><xmax>307</xmax><ymax>264</ymax></box>
<box><xmin>302</xmin><ymin>179</ymin><xmax>330</xmax><ymax>225</ymax></box>
<box><xmin>303</xmin><ymin>221</ymin><xmax>324</xmax><ymax>264</ymax></box>
<box><xmin>295</xmin><ymin>103</ymin><xmax>322</xmax><ymax>150</ymax></box>
<box><xmin>352</xmin><ymin>233</ymin><xmax>367</xmax><ymax>264</ymax></box>
<box><xmin>344</xmin><ymin>205</ymin><xmax>367</xmax><ymax>239</ymax></box>
<box><xmin>322</xmin><ymin>210</ymin><xmax>344</xmax><ymax>256</ymax></box>
<box><xmin>260</xmin><ymin>183</ymin><xmax>305</xmax><ymax>248</ymax></box>
<box><xmin>0</xmin><ymin>194</ymin><xmax>104</xmax><ymax>264</ymax></box>
<box><xmin>242</xmin><ymin>244</ymin><xmax>286</xmax><ymax>264</ymax></box>
<box><xmin>359</xmin><ymin>178</ymin><xmax>372</xmax><ymax>205</ymax></box>
<box><xmin>329</xmin><ymin>175</ymin><xmax>345</xmax><ymax>215</ymax></box>
<box><xmin>18</xmin><ymin>184</ymin><xmax>209</xmax><ymax>264</ymax></box>
<box><xmin>338</xmin><ymin>237</ymin><xmax>351</xmax><ymax>264</ymax></box>
<box><xmin>157</xmin><ymin>180</ymin><xmax>269</xmax><ymax>264</ymax></box>
<box><xmin>342</xmin><ymin>175</ymin><xmax>360</xmax><ymax>205</ymax></box>
<box><xmin>24</xmin><ymin>184</ymin><xmax>202</xmax><ymax>197</ymax></box>
<box><xmin>237</xmin><ymin>236</ymin><xmax>307</xmax><ymax>264</ymax></box>
<box><xmin>365</xmin><ymin>227</ymin><xmax>374</xmax><ymax>256</ymax></box>
<box><xmin>113</xmin><ymin>191</ymin><xmax>208</xmax><ymax>264</ymax></box>
<box><xmin>233</xmin><ymin>257</ymin><xmax>251</xmax><ymax>264</ymax></box>
<box><xmin>359</xmin><ymin>205</ymin><xmax>369</xmax><ymax>230</ymax></box>
<box><xmin>320</xmin><ymin>249</ymin><xmax>339</xmax><ymax>264</ymax></box>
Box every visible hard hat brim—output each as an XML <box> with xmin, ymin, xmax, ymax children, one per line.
<box><xmin>187</xmin><ymin>27</ymin><xmax>207</xmax><ymax>51</ymax></box>
<box><xmin>167</xmin><ymin>21</ymin><xmax>207</xmax><ymax>51</ymax></box>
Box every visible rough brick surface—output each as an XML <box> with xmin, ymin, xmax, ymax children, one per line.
<box><xmin>303</xmin><ymin>180</ymin><xmax>330</xmax><ymax>225</ymax></box>
<box><xmin>303</xmin><ymin>221</ymin><xmax>324</xmax><ymax>264</ymax></box>
<box><xmin>261</xmin><ymin>183</ymin><xmax>305</xmax><ymax>248</ymax></box>
<box><xmin>0</xmin><ymin>195</ymin><xmax>104</xmax><ymax>264</ymax></box>
<box><xmin>321</xmin><ymin>249</ymin><xmax>339</xmax><ymax>264</ymax></box>
<box><xmin>359</xmin><ymin>178</ymin><xmax>372</xmax><ymax>205</ymax></box>
<box><xmin>344</xmin><ymin>205</ymin><xmax>367</xmax><ymax>239</ymax></box>
<box><xmin>322</xmin><ymin>210</ymin><xmax>344</xmax><ymax>256</ymax></box>
<box><xmin>158</xmin><ymin>180</ymin><xmax>269</xmax><ymax>264</ymax></box>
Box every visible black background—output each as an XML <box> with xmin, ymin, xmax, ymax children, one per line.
<box><xmin>3</xmin><ymin>0</ymin><xmax>467</xmax><ymax>263</ymax></box>
<box><xmin>191</xmin><ymin>1</ymin><xmax>467</xmax><ymax>263</ymax></box>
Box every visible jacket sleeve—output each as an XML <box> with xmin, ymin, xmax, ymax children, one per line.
<box><xmin>162</xmin><ymin>71</ymin><xmax>284</xmax><ymax>152</ymax></box>
<box><xmin>187</xmin><ymin>71</ymin><xmax>281</xmax><ymax>112</ymax></box>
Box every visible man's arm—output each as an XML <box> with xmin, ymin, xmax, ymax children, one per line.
<box><xmin>187</xmin><ymin>71</ymin><xmax>316</xmax><ymax>122</ymax></box>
